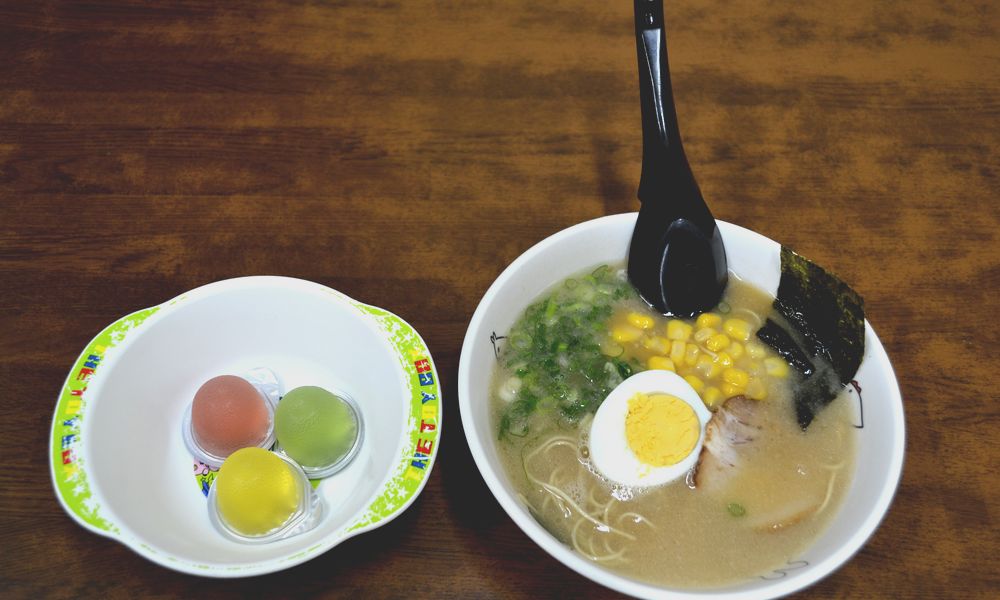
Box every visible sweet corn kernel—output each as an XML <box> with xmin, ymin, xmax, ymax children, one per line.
<box><xmin>695</xmin><ymin>354</ymin><xmax>721</xmax><ymax>379</ymax></box>
<box><xmin>612</xmin><ymin>326</ymin><xmax>642</xmax><ymax>343</ymax></box>
<box><xmin>764</xmin><ymin>357</ymin><xmax>789</xmax><ymax>378</ymax></box>
<box><xmin>627</xmin><ymin>312</ymin><xmax>655</xmax><ymax>330</ymax></box>
<box><xmin>702</xmin><ymin>386</ymin><xmax>723</xmax><ymax>409</ymax></box>
<box><xmin>648</xmin><ymin>356</ymin><xmax>676</xmax><ymax>371</ymax></box>
<box><xmin>667</xmin><ymin>320</ymin><xmax>693</xmax><ymax>341</ymax></box>
<box><xmin>721</xmin><ymin>383</ymin><xmax>741</xmax><ymax>397</ymax></box>
<box><xmin>705</xmin><ymin>333</ymin><xmax>731</xmax><ymax>352</ymax></box>
<box><xmin>745</xmin><ymin>379</ymin><xmax>767</xmax><ymax>400</ymax></box>
<box><xmin>728</xmin><ymin>341</ymin><xmax>744</xmax><ymax>359</ymax></box>
<box><xmin>745</xmin><ymin>341</ymin><xmax>767</xmax><ymax>359</ymax></box>
<box><xmin>723</xmin><ymin>368</ymin><xmax>749</xmax><ymax>388</ymax></box>
<box><xmin>670</xmin><ymin>340</ymin><xmax>686</xmax><ymax>364</ymax></box>
<box><xmin>696</xmin><ymin>312</ymin><xmax>722</xmax><ymax>329</ymax></box>
<box><xmin>684</xmin><ymin>375</ymin><xmax>705</xmax><ymax>393</ymax></box>
<box><xmin>694</xmin><ymin>327</ymin><xmax>716</xmax><ymax>343</ymax></box>
<box><xmin>713</xmin><ymin>351</ymin><xmax>734</xmax><ymax>367</ymax></box>
<box><xmin>724</xmin><ymin>318</ymin><xmax>753</xmax><ymax>342</ymax></box>
<box><xmin>643</xmin><ymin>336</ymin><xmax>669</xmax><ymax>353</ymax></box>
<box><xmin>684</xmin><ymin>344</ymin><xmax>701</xmax><ymax>366</ymax></box>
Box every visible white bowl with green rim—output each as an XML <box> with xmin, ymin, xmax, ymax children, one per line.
<box><xmin>49</xmin><ymin>276</ymin><xmax>442</xmax><ymax>577</ymax></box>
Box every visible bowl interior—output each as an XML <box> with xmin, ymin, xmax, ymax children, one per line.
<box><xmin>77</xmin><ymin>280</ymin><xmax>409</xmax><ymax>566</ymax></box>
<box><xmin>459</xmin><ymin>213</ymin><xmax>904</xmax><ymax>598</ymax></box>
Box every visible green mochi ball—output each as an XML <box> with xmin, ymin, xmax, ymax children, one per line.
<box><xmin>275</xmin><ymin>386</ymin><xmax>358</xmax><ymax>469</ymax></box>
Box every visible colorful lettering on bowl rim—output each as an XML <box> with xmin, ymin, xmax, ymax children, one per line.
<box><xmin>50</xmin><ymin>306</ymin><xmax>160</xmax><ymax>535</ymax></box>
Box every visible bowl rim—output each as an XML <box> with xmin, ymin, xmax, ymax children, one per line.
<box><xmin>458</xmin><ymin>212</ymin><xmax>905</xmax><ymax>599</ymax></box>
<box><xmin>49</xmin><ymin>275</ymin><xmax>443</xmax><ymax>577</ymax></box>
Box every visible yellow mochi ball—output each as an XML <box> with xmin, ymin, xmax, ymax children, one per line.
<box><xmin>216</xmin><ymin>447</ymin><xmax>303</xmax><ymax>537</ymax></box>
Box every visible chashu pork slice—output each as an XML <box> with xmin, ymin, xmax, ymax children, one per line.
<box><xmin>693</xmin><ymin>395</ymin><xmax>826</xmax><ymax>531</ymax></box>
<box><xmin>692</xmin><ymin>396</ymin><xmax>762</xmax><ymax>493</ymax></box>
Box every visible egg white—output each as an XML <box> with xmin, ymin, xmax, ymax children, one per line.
<box><xmin>589</xmin><ymin>370</ymin><xmax>712</xmax><ymax>488</ymax></box>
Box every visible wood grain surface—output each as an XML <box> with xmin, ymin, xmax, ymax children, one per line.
<box><xmin>2</xmin><ymin>1</ymin><xmax>998</xmax><ymax>598</ymax></box>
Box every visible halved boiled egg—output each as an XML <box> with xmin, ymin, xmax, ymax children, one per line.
<box><xmin>590</xmin><ymin>370</ymin><xmax>712</xmax><ymax>488</ymax></box>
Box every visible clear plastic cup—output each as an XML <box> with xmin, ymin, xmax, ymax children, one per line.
<box><xmin>181</xmin><ymin>367</ymin><xmax>280</xmax><ymax>468</ymax></box>
<box><xmin>273</xmin><ymin>386</ymin><xmax>364</xmax><ymax>479</ymax></box>
<box><xmin>208</xmin><ymin>447</ymin><xmax>322</xmax><ymax>543</ymax></box>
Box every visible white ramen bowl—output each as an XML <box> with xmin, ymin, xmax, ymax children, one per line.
<box><xmin>50</xmin><ymin>276</ymin><xmax>442</xmax><ymax>577</ymax></box>
<box><xmin>459</xmin><ymin>213</ymin><xmax>905</xmax><ymax>599</ymax></box>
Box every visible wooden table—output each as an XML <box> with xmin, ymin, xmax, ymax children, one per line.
<box><xmin>2</xmin><ymin>1</ymin><xmax>997</xmax><ymax>597</ymax></box>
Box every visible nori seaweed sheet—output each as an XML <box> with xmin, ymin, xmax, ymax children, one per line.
<box><xmin>757</xmin><ymin>319</ymin><xmax>816</xmax><ymax>377</ymax></box>
<box><xmin>775</xmin><ymin>247</ymin><xmax>865</xmax><ymax>383</ymax></box>
<box><xmin>757</xmin><ymin>247</ymin><xmax>865</xmax><ymax>429</ymax></box>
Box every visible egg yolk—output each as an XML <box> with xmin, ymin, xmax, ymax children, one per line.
<box><xmin>625</xmin><ymin>392</ymin><xmax>699</xmax><ymax>467</ymax></box>
<box><xmin>215</xmin><ymin>447</ymin><xmax>303</xmax><ymax>537</ymax></box>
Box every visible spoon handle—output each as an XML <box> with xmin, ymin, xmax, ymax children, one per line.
<box><xmin>628</xmin><ymin>0</ymin><xmax>728</xmax><ymax>317</ymax></box>
<box><xmin>633</xmin><ymin>0</ymin><xmax>708</xmax><ymax>224</ymax></box>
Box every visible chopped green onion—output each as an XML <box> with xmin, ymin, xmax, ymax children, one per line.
<box><xmin>544</xmin><ymin>299</ymin><xmax>557</xmax><ymax>319</ymax></box>
<box><xmin>496</xmin><ymin>264</ymin><xmax>635</xmax><ymax>440</ymax></box>
<box><xmin>591</xmin><ymin>265</ymin><xmax>609</xmax><ymax>278</ymax></box>
<box><xmin>510</xmin><ymin>333</ymin><xmax>531</xmax><ymax>350</ymax></box>
<box><xmin>727</xmin><ymin>502</ymin><xmax>746</xmax><ymax>517</ymax></box>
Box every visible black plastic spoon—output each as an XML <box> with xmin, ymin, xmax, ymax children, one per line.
<box><xmin>627</xmin><ymin>0</ymin><xmax>728</xmax><ymax>317</ymax></box>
